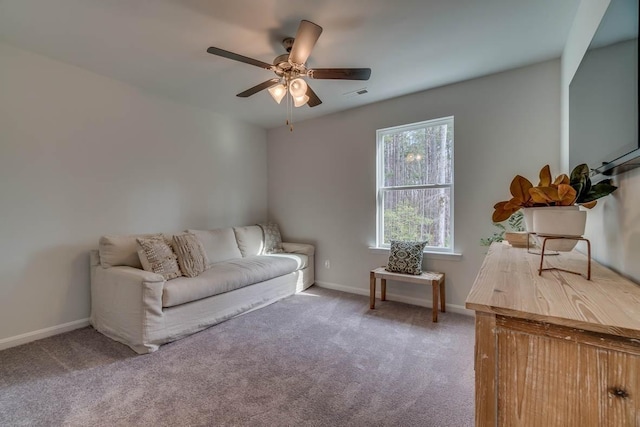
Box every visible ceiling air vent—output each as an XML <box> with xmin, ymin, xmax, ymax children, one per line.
<box><xmin>343</xmin><ymin>88</ymin><xmax>368</xmax><ymax>98</ymax></box>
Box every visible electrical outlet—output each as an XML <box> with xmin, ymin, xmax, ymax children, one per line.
<box><xmin>324</xmin><ymin>259</ymin><xmax>331</xmax><ymax>269</ymax></box>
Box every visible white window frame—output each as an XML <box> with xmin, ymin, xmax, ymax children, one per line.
<box><xmin>376</xmin><ymin>116</ymin><xmax>454</xmax><ymax>253</ymax></box>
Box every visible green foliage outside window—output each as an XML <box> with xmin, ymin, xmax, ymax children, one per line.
<box><xmin>384</xmin><ymin>201</ymin><xmax>434</xmax><ymax>244</ymax></box>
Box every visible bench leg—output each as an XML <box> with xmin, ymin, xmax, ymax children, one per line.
<box><xmin>381</xmin><ymin>278</ymin><xmax>387</xmax><ymax>301</ymax></box>
<box><xmin>440</xmin><ymin>274</ymin><xmax>446</xmax><ymax>313</ymax></box>
<box><xmin>369</xmin><ymin>271</ymin><xmax>376</xmax><ymax>309</ymax></box>
<box><xmin>432</xmin><ymin>282</ymin><xmax>439</xmax><ymax>323</ymax></box>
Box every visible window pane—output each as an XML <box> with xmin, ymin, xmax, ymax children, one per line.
<box><xmin>383</xmin><ymin>188</ymin><xmax>451</xmax><ymax>248</ymax></box>
<box><xmin>383</xmin><ymin>123</ymin><xmax>453</xmax><ymax>187</ymax></box>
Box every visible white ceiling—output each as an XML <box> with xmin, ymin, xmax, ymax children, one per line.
<box><xmin>0</xmin><ymin>0</ymin><xmax>580</xmax><ymax>129</ymax></box>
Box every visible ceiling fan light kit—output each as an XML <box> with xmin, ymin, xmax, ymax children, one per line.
<box><xmin>267</xmin><ymin>84</ymin><xmax>287</xmax><ymax>104</ymax></box>
<box><xmin>288</xmin><ymin>78</ymin><xmax>308</xmax><ymax>98</ymax></box>
<box><xmin>293</xmin><ymin>94</ymin><xmax>310</xmax><ymax>108</ymax></box>
<box><xmin>206</xmin><ymin>19</ymin><xmax>371</xmax><ymax>130</ymax></box>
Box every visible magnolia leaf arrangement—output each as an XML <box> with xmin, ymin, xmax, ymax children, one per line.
<box><xmin>492</xmin><ymin>164</ymin><xmax>617</xmax><ymax>222</ymax></box>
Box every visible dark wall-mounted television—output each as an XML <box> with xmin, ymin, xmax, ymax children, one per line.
<box><xmin>569</xmin><ymin>0</ymin><xmax>639</xmax><ymax>177</ymax></box>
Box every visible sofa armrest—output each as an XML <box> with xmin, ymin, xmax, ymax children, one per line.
<box><xmin>90</xmin><ymin>249</ymin><xmax>101</xmax><ymax>267</ymax></box>
<box><xmin>282</xmin><ymin>242</ymin><xmax>315</xmax><ymax>257</ymax></box>
<box><xmin>90</xmin><ymin>264</ymin><xmax>165</xmax><ymax>354</ymax></box>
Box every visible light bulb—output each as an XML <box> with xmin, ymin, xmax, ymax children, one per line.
<box><xmin>293</xmin><ymin>94</ymin><xmax>309</xmax><ymax>107</ymax></box>
<box><xmin>289</xmin><ymin>78</ymin><xmax>308</xmax><ymax>98</ymax></box>
<box><xmin>268</xmin><ymin>84</ymin><xmax>287</xmax><ymax>104</ymax></box>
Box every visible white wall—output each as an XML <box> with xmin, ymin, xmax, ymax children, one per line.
<box><xmin>0</xmin><ymin>42</ymin><xmax>268</xmax><ymax>344</ymax></box>
<box><xmin>267</xmin><ymin>60</ymin><xmax>561</xmax><ymax>311</ymax></box>
<box><xmin>562</xmin><ymin>0</ymin><xmax>640</xmax><ymax>283</ymax></box>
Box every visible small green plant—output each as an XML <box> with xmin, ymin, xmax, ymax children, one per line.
<box><xmin>481</xmin><ymin>211</ymin><xmax>525</xmax><ymax>246</ymax></box>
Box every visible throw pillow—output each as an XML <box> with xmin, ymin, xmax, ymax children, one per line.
<box><xmin>137</xmin><ymin>235</ymin><xmax>174</xmax><ymax>271</ymax></box>
<box><xmin>172</xmin><ymin>233</ymin><xmax>209</xmax><ymax>277</ymax></box>
<box><xmin>258</xmin><ymin>223</ymin><xmax>284</xmax><ymax>254</ymax></box>
<box><xmin>99</xmin><ymin>233</ymin><xmax>163</xmax><ymax>268</ymax></box>
<box><xmin>386</xmin><ymin>240</ymin><xmax>428</xmax><ymax>275</ymax></box>
<box><xmin>136</xmin><ymin>236</ymin><xmax>182</xmax><ymax>280</ymax></box>
<box><xmin>137</xmin><ymin>248</ymin><xmax>153</xmax><ymax>272</ymax></box>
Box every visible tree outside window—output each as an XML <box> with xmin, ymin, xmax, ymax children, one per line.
<box><xmin>376</xmin><ymin>117</ymin><xmax>453</xmax><ymax>251</ymax></box>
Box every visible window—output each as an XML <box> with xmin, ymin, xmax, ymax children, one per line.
<box><xmin>376</xmin><ymin>116</ymin><xmax>454</xmax><ymax>252</ymax></box>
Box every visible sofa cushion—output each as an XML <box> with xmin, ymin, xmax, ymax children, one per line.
<box><xmin>137</xmin><ymin>236</ymin><xmax>182</xmax><ymax>280</ymax></box>
<box><xmin>258</xmin><ymin>223</ymin><xmax>284</xmax><ymax>254</ymax></box>
<box><xmin>99</xmin><ymin>233</ymin><xmax>163</xmax><ymax>268</ymax></box>
<box><xmin>187</xmin><ymin>228</ymin><xmax>242</xmax><ymax>265</ymax></box>
<box><xmin>162</xmin><ymin>254</ymin><xmax>307</xmax><ymax>308</ymax></box>
<box><xmin>233</xmin><ymin>226</ymin><xmax>264</xmax><ymax>257</ymax></box>
<box><xmin>172</xmin><ymin>233</ymin><xmax>209</xmax><ymax>277</ymax></box>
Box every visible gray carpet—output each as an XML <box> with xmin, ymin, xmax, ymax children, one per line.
<box><xmin>0</xmin><ymin>286</ymin><xmax>475</xmax><ymax>426</ymax></box>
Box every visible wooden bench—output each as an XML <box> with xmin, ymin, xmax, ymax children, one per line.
<box><xmin>369</xmin><ymin>267</ymin><xmax>446</xmax><ymax>322</ymax></box>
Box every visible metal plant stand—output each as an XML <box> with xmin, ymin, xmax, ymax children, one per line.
<box><xmin>526</xmin><ymin>232</ymin><xmax>592</xmax><ymax>280</ymax></box>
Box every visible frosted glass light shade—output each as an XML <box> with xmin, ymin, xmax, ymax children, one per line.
<box><xmin>289</xmin><ymin>78</ymin><xmax>308</xmax><ymax>98</ymax></box>
<box><xmin>293</xmin><ymin>94</ymin><xmax>309</xmax><ymax>107</ymax></box>
<box><xmin>268</xmin><ymin>84</ymin><xmax>287</xmax><ymax>104</ymax></box>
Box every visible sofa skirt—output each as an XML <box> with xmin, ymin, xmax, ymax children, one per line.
<box><xmin>92</xmin><ymin>256</ymin><xmax>314</xmax><ymax>354</ymax></box>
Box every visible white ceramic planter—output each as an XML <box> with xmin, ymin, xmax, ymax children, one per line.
<box><xmin>522</xmin><ymin>207</ymin><xmax>544</xmax><ymax>233</ymax></box>
<box><xmin>531</xmin><ymin>206</ymin><xmax>586</xmax><ymax>252</ymax></box>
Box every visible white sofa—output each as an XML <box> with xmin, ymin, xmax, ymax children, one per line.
<box><xmin>90</xmin><ymin>225</ymin><xmax>314</xmax><ymax>354</ymax></box>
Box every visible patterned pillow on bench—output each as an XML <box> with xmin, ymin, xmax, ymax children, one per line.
<box><xmin>386</xmin><ymin>240</ymin><xmax>427</xmax><ymax>275</ymax></box>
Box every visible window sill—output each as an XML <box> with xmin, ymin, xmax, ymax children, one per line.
<box><xmin>368</xmin><ymin>246</ymin><xmax>463</xmax><ymax>261</ymax></box>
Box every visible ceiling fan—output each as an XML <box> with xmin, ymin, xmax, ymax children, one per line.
<box><xmin>206</xmin><ymin>20</ymin><xmax>371</xmax><ymax>113</ymax></box>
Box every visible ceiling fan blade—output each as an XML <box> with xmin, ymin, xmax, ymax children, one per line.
<box><xmin>289</xmin><ymin>20</ymin><xmax>323</xmax><ymax>65</ymax></box>
<box><xmin>306</xmin><ymin>84</ymin><xmax>322</xmax><ymax>107</ymax></box>
<box><xmin>308</xmin><ymin>68</ymin><xmax>371</xmax><ymax>80</ymax></box>
<box><xmin>236</xmin><ymin>79</ymin><xmax>279</xmax><ymax>98</ymax></box>
<box><xmin>207</xmin><ymin>46</ymin><xmax>274</xmax><ymax>71</ymax></box>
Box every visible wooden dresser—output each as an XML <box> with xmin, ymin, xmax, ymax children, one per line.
<box><xmin>466</xmin><ymin>243</ymin><xmax>640</xmax><ymax>427</ymax></box>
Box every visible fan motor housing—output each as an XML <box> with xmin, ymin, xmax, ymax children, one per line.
<box><xmin>273</xmin><ymin>54</ymin><xmax>290</xmax><ymax>67</ymax></box>
<box><xmin>282</xmin><ymin>37</ymin><xmax>295</xmax><ymax>52</ymax></box>
<box><xmin>273</xmin><ymin>54</ymin><xmax>292</xmax><ymax>77</ymax></box>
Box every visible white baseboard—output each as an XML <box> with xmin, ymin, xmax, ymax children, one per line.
<box><xmin>314</xmin><ymin>281</ymin><xmax>473</xmax><ymax>316</ymax></box>
<box><xmin>0</xmin><ymin>318</ymin><xmax>90</xmax><ymax>351</ymax></box>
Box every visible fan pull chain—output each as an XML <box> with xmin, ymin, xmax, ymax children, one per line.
<box><xmin>286</xmin><ymin>91</ymin><xmax>293</xmax><ymax>131</ymax></box>
<box><xmin>286</xmin><ymin>76</ymin><xmax>290</xmax><ymax>128</ymax></box>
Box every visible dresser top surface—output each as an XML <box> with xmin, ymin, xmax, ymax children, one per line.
<box><xmin>466</xmin><ymin>242</ymin><xmax>640</xmax><ymax>338</ymax></box>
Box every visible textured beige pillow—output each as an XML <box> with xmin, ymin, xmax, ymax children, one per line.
<box><xmin>172</xmin><ymin>233</ymin><xmax>209</xmax><ymax>278</ymax></box>
<box><xmin>258</xmin><ymin>223</ymin><xmax>284</xmax><ymax>254</ymax></box>
<box><xmin>136</xmin><ymin>236</ymin><xmax>182</xmax><ymax>280</ymax></box>
<box><xmin>137</xmin><ymin>248</ymin><xmax>153</xmax><ymax>272</ymax></box>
